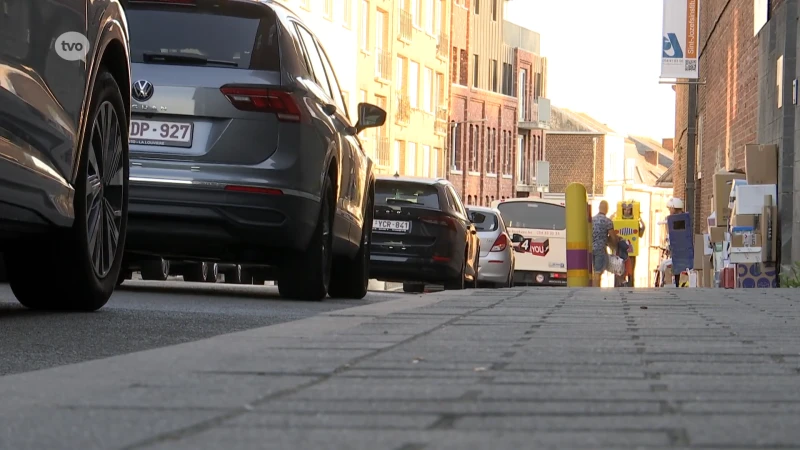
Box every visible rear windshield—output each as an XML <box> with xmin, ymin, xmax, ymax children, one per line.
<box><xmin>497</xmin><ymin>201</ymin><xmax>565</xmax><ymax>230</ymax></box>
<box><xmin>127</xmin><ymin>3</ymin><xmax>280</xmax><ymax>70</ymax></box>
<box><xmin>468</xmin><ymin>210</ymin><xmax>499</xmax><ymax>232</ymax></box>
<box><xmin>375</xmin><ymin>181</ymin><xmax>441</xmax><ymax>209</ymax></box>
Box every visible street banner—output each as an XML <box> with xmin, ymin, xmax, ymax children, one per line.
<box><xmin>661</xmin><ymin>0</ymin><xmax>700</xmax><ymax>79</ymax></box>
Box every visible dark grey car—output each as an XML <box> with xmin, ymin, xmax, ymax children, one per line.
<box><xmin>122</xmin><ymin>0</ymin><xmax>386</xmax><ymax>300</ymax></box>
<box><xmin>0</xmin><ymin>0</ymin><xmax>131</xmax><ymax>311</ymax></box>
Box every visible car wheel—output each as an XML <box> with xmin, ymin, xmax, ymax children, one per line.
<box><xmin>117</xmin><ymin>269</ymin><xmax>132</xmax><ymax>287</ymax></box>
<box><xmin>444</xmin><ymin>259</ymin><xmax>465</xmax><ymax>290</ymax></box>
<box><xmin>328</xmin><ymin>189</ymin><xmax>373</xmax><ymax>299</ymax></box>
<box><xmin>204</xmin><ymin>263</ymin><xmax>218</xmax><ymax>283</ymax></box>
<box><xmin>225</xmin><ymin>265</ymin><xmax>244</xmax><ymax>284</ymax></box>
<box><xmin>467</xmin><ymin>254</ymin><xmax>479</xmax><ymax>289</ymax></box>
<box><xmin>141</xmin><ymin>258</ymin><xmax>170</xmax><ymax>281</ymax></box>
<box><xmin>278</xmin><ymin>179</ymin><xmax>334</xmax><ymax>300</ymax></box>
<box><xmin>184</xmin><ymin>262</ymin><xmax>207</xmax><ymax>282</ymax></box>
<box><xmin>402</xmin><ymin>282</ymin><xmax>425</xmax><ymax>293</ymax></box>
<box><xmin>4</xmin><ymin>69</ymin><xmax>128</xmax><ymax>311</ymax></box>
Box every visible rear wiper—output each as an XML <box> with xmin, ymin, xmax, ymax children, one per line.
<box><xmin>142</xmin><ymin>52</ymin><xmax>239</xmax><ymax>67</ymax></box>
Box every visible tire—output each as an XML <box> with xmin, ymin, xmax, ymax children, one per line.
<box><xmin>278</xmin><ymin>179</ymin><xmax>334</xmax><ymax>300</ymax></box>
<box><xmin>117</xmin><ymin>269</ymin><xmax>132</xmax><ymax>287</ymax></box>
<box><xmin>204</xmin><ymin>263</ymin><xmax>218</xmax><ymax>283</ymax></box>
<box><xmin>141</xmin><ymin>258</ymin><xmax>170</xmax><ymax>281</ymax></box>
<box><xmin>184</xmin><ymin>262</ymin><xmax>207</xmax><ymax>282</ymax></box>
<box><xmin>444</xmin><ymin>259</ymin><xmax>465</xmax><ymax>291</ymax></box>
<box><xmin>402</xmin><ymin>283</ymin><xmax>425</xmax><ymax>293</ymax></box>
<box><xmin>467</xmin><ymin>254</ymin><xmax>479</xmax><ymax>289</ymax></box>
<box><xmin>328</xmin><ymin>188</ymin><xmax>373</xmax><ymax>299</ymax></box>
<box><xmin>225</xmin><ymin>265</ymin><xmax>243</xmax><ymax>284</ymax></box>
<box><xmin>4</xmin><ymin>69</ymin><xmax>128</xmax><ymax>311</ymax></box>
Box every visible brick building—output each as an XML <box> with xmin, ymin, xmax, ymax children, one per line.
<box><xmin>671</xmin><ymin>0</ymin><xmax>759</xmax><ymax>232</ymax></box>
<box><xmin>446</xmin><ymin>0</ymin><xmax>548</xmax><ymax>206</ymax></box>
<box><xmin>545</xmin><ymin>107</ymin><xmax>609</xmax><ymax>195</ymax></box>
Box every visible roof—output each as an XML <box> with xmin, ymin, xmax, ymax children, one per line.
<box><xmin>628</xmin><ymin>135</ymin><xmax>674</xmax><ymax>168</ymax></box>
<box><xmin>623</xmin><ymin>138</ymin><xmax>667</xmax><ymax>185</ymax></box>
<box><xmin>654</xmin><ymin>164</ymin><xmax>674</xmax><ymax>188</ymax></box>
<box><xmin>547</xmin><ymin>105</ymin><xmax>619</xmax><ymax>134</ymax></box>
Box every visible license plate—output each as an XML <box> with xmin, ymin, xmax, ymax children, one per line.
<box><xmin>130</xmin><ymin>119</ymin><xmax>193</xmax><ymax>148</ymax></box>
<box><xmin>373</xmin><ymin>219</ymin><xmax>410</xmax><ymax>232</ymax></box>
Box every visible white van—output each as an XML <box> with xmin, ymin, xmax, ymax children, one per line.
<box><xmin>492</xmin><ymin>198</ymin><xmax>567</xmax><ymax>286</ymax></box>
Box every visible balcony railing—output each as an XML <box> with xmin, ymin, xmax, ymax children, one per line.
<box><xmin>435</xmin><ymin>107</ymin><xmax>448</xmax><ymax>134</ymax></box>
<box><xmin>436</xmin><ymin>33</ymin><xmax>449</xmax><ymax>59</ymax></box>
<box><xmin>398</xmin><ymin>9</ymin><xmax>412</xmax><ymax>41</ymax></box>
<box><xmin>376</xmin><ymin>136</ymin><xmax>390</xmax><ymax>167</ymax></box>
<box><xmin>395</xmin><ymin>92</ymin><xmax>411</xmax><ymax>124</ymax></box>
<box><xmin>374</xmin><ymin>47</ymin><xmax>391</xmax><ymax>80</ymax></box>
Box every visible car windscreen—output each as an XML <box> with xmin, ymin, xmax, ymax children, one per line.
<box><xmin>468</xmin><ymin>210</ymin><xmax>499</xmax><ymax>232</ymax></box>
<box><xmin>375</xmin><ymin>181</ymin><xmax>441</xmax><ymax>209</ymax></box>
<box><xmin>497</xmin><ymin>201</ymin><xmax>566</xmax><ymax>230</ymax></box>
<box><xmin>126</xmin><ymin>2</ymin><xmax>280</xmax><ymax>70</ymax></box>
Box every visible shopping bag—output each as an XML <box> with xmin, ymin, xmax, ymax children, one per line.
<box><xmin>607</xmin><ymin>255</ymin><xmax>625</xmax><ymax>276</ymax></box>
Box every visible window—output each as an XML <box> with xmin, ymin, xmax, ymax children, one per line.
<box><xmin>452</xmin><ymin>122</ymin><xmax>463</xmax><ymax>171</ymax></box>
<box><xmin>519</xmin><ymin>68</ymin><xmax>528</xmax><ymax>120</ymax></box>
<box><xmin>408</xmin><ymin>60</ymin><xmax>419</xmax><ymax>109</ymax></box>
<box><xmin>324</xmin><ymin>0</ymin><xmax>333</xmax><ymax>19</ymax></box>
<box><xmin>375</xmin><ymin>180</ymin><xmax>440</xmax><ymax>209</ymax></box>
<box><xmin>468</xmin><ymin>125</ymin><xmax>478</xmax><ymax>172</ymax></box>
<box><xmin>406</xmin><ymin>142</ymin><xmax>417</xmax><ymax>175</ymax></box>
<box><xmin>490</xmin><ymin>59</ymin><xmax>498</xmax><ymax>92</ymax></box>
<box><xmin>485</xmin><ymin>196</ymin><xmax>489</xmax><ymax>206</ymax></box>
<box><xmin>393</xmin><ymin>140</ymin><xmax>403</xmax><ymax>172</ymax></box>
<box><xmin>435</xmin><ymin>72</ymin><xmax>444</xmax><ymax>108</ymax></box>
<box><xmin>501</xmin><ymin>63</ymin><xmax>513</xmax><ymax>95</ymax></box>
<box><xmin>423</xmin><ymin>67</ymin><xmax>433</xmax><ymax>112</ymax></box>
<box><xmin>504</xmin><ymin>131</ymin><xmax>513</xmax><ymax>175</ymax></box>
<box><xmin>360</xmin><ymin>0</ymin><xmax>369</xmax><ymax>49</ymax></box>
<box><xmin>474</xmin><ymin>0</ymin><xmax>479</xmax><ymax>14</ymax></box>
<box><xmin>295</xmin><ymin>25</ymin><xmax>333</xmax><ymax>100</ymax></box>
<box><xmin>486</xmin><ymin>128</ymin><xmax>496</xmax><ymax>174</ymax></box>
<box><xmin>396</xmin><ymin>56</ymin><xmax>406</xmax><ymax>91</ymax></box>
<box><xmin>435</xmin><ymin>0</ymin><xmax>443</xmax><ymax>34</ymax></box>
<box><xmin>411</xmin><ymin>0</ymin><xmax>421</xmax><ymax>27</ymax></box>
<box><xmin>459</xmin><ymin>49</ymin><xmax>467</xmax><ymax>85</ymax></box>
<box><xmin>451</xmin><ymin>47</ymin><xmax>459</xmax><ymax>83</ymax></box>
<box><xmin>422</xmin><ymin>145</ymin><xmax>431</xmax><ymax>176</ymax></box>
<box><xmin>497</xmin><ymin>201</ymin><xmax>566</xmax><ymax>230</ymax></box>
<box><xmin>433</xmin><ymin>147</ymin><xmax>440</xmax><ymax>177</ymax></box>
<box><xmin>491</xmin><ymin>0</ymin><xmax>497</xmax><ymax>20</ymax></box>
<box><xmin>360</xmin><ymin>89</ymin><xmax>367</xmax><ymax>104</ymax></box>
<box><xmin>127</xmin><ymin>6</ymin><xmax>280</xmax><ymax>71</ymax></box>
<box><xmin>316</xmin><ymin>40</ymin><xmax>349</xmax><ymax>117</ymax></box>
<box><xmin>447</xmin><ymin>185</ymin><xmax>467</xmax><ymax>216</ymax></box>
<box><xmin>472</xmin><ymin>54</ymin><xmax>479</xmax><ymax>88</ymax></box>
<box><xmin>426</xmin><ymin>0</ymin><xmax>435</xmax><ymax>33</ymax></box>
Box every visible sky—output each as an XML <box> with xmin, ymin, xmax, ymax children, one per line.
<box><xmin>504</xmin><ymin>0</ymin><xmax>676</xmax><ymax>140</ymax></box>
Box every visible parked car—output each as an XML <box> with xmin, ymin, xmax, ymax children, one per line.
<box><xmin>466</xmin><ymin>206</ymin><xmax>515</xmax><ymax>288</ymax></box>
<box><xmin>122</xmin><ymin>0</ymin><xmax>386</xmax><ymax>300</ymax></box>
<box><xmin>370</xmin><ymin>176</ymin><xmax>480</xmax><ymax>292</ymax></box>
<box><xmin>0</xmin><ymin>0</ymin><xmax>131</xmax><ymax>310</ymax></box>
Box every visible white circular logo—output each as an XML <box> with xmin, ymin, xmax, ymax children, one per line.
<box><xmin>54</xmin><ymin>32</ymin><xmax>90</xmax><ymax>62</ymax></box>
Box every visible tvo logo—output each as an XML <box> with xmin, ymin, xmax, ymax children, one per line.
<box><xmin>663</xmin><ymin>33</ymin><xmax>683</xmax><ymax>58</ymax></box>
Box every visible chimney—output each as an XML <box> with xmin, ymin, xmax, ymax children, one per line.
<box><xmin>662</xmin><ymin>138</ymin><xmax>674</xmax><ymax>151</ymax></box>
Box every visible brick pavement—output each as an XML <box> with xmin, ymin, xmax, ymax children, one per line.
<box><xmin>1</xmin><ymin>287</ymin><xmax>799</xmax><ymax>449</ymax></box>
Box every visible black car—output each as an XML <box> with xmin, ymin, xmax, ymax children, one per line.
<box><xmin>369</xmin><ymin>176</ymin><xmax>480</xmax><ymax>292</ymax></box>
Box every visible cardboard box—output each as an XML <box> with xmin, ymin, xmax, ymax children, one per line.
<box><xmin>702</xmin><ymin>257</ymin><xmax>714</xmax><ymax>287</ymax></box>
<box><xmin>735</xmin><ymin>184</ymin><xmax>778</xmax><ymax>215</ymax></box>
<box><xmin>709</xmin><ymin>226</ymin><xmax>728</xmax><ymax>243</ymax></box>
<box><xmin>745</xmin><ymin>144</ymin><xmax>778</xmax><ymax>185</ymax></box>
<box><xmin>693</xmin><ymin>234</ymin><xmax>707</xmax><ymax>268</ymax></box>
<box><xmin>735</xmin><ymin>262</ymin><xmax>778</xmax><ymax>288</ymax></box>
<box><xmin>761</xmin><ymin>203</ymin><xmax>777</xmax><ymax>262</ymax></box>
<box><xmin>730</xmin><ymin>246</ymin><xmax>763</xmax><ymax>263</ymax></box>
<box><xmin>730</xmin><ymin>214</ymin><xmax>757</xmax><ymax>228</ymax></box>
<box><xmin>713</xmin><ymin>171</ymin><xmax>746</xmax><ymax>225</ymax></box>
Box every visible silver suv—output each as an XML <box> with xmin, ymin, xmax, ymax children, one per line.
<box><xmin>0</xmin><ymin>0</ymin><xmax>131</xmax><ymax>310</ymax></box>
<box><xmin>123</xmin><ymin>0</ymin><xmax>386</xmax><ymax>300</ymax></box>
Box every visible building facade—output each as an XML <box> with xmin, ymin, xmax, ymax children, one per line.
<box><xmin>355</xmin><ymin>0</ymin><xmax>451</xmax><ymax>177</ymax></box>
<box><xmin>446</xmin><ymin>0</ymin><xmax>548</xmax><ymax>206</ymax></box>
<box><xmin>274</xmin><ymin>0</ymin><xmax>360</xmax><ymax>116</ymax></box>
<box><xmin>672</xmin><ymin>0</ymin><xmax>759</xmax><ymax>236</ymax></box>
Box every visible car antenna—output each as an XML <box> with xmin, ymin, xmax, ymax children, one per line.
<box><xmin>393</xmin><ymin>171</ymin><xmax>400</xmax><ymax>178</ymax></box>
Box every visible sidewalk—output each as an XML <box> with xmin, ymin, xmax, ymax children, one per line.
<box><xmin>1</xmin><ymin>287</ymin><xmax>799</xmax><ymax>449</ymax></box>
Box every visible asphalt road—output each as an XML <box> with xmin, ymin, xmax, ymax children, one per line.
<box><xmin>0</xmin><ymin>279</ymin><xmax>403</xmax><ymax>377</ymax></box>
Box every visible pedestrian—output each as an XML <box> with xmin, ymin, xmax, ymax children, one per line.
<box><xmin>592</xmin><ymin>200</ymin><xmax>617</xmax><ymax>287</ymax></box>
<box><xmin>657</xmin><ymin>197</ymin><xmax>685</xmax><ymax>287</ymax></box>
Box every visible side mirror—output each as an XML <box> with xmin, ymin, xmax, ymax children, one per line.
<box><xmin>355</xmin><ymin>102</ymin><xmax>387</xmax><ymax>133</ymax></box>
<box><xmin>511</xmin><ymin>233</ymin><xmax>524</xmax><ymax>243</ymax></box>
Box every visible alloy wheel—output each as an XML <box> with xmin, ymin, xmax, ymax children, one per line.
<box><xmin>86</xmin><ymin>101</ymin><xmax>124</xmax><ymax>279</ymax></box>
<box><xmin>321</xmin><ymin>198</ymin><xmax>331</xmax><ymax>289</ymax></box>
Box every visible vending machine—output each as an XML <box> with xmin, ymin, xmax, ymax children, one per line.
<box><xmin>667</xmin><ymin>212</ymin><xmax>694</xmax><ymax>274</ymax></box>
<box><xmin>613</xmin><ymin>201</ymin><xmax>641</xmax><ymax>257</ymax></box>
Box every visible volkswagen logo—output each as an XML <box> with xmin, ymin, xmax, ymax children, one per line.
<box><xmin>132</xmin><ymin>80</ymin><xmax>154</xmax><ymax>102</ymax></box>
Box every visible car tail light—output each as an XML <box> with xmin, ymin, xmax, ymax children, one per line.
<box><xmin>225</xmin><ymin>185</ymin><xmax>282</xmax><ymax>195</ymax></box>
<box><xmin>220</xmin><ymin>86</ymin><xmax>302</xmax><ymax>122</ymax></box>
<box><xmin>551</xmin><ymin>272</ymin><xmax>565</xmax><ymax>279</ymax></box>
<box><xmin>490</xmin><ymin>234</ymin><xmax>508</xmax><ymax>252</ymax></box>
<box><xmin>419</xmin><ymin>215</ymin><xmax>457</xmax><ymax>230</ymax></box>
